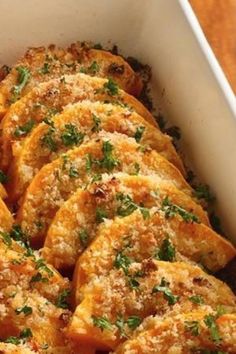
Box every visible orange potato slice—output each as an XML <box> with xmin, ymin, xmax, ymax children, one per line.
<box><xmin>72</xmin><ymin>207</ymin><xmax>235</xmax><ymax>305</ymax></box>
<box><xmin>67</xmin><ymin>260</ymin><xmax>236</xmax><ymax>350</ymax></box>
<box><xmin>7</xmin><ymin>100</ymin><xmax>184</xmax><ymax>203</ymax></box>
<box><xmin>43</xmin><ymin>173</ymin><xmax>210</xmax><ymax>271</ymax></box>
<box><xmin>17</xmin><ymin>132</ymin><xmax>195</xmax><ymax>247</ymax></box>
<box><xmin>0</xmin><ymin>73</ymin><xmax>157</xmax><ymax>171</ymax></box>
<box><xmin>114</xmin><ymin>311</ymin><xmax>236</xmax><ymax>353</ymax></box>
<box><xmin>0</xmin><ymin>42</ymin><xmax>142</xmax><ymax>118</ymax></box>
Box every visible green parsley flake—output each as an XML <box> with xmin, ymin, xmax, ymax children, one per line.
<box><xmin>95</xmin><ymin>207</ymin><xmax>108</xmax><ymax>223</ymax></box>
<box><xmin>193</xmin><ymin>184</ymin><xmax>215</xmax><ymax>203</ymax></box>
<box><xmin>103</xmin><ymin>78</ymin><xmax>119</xmax><ymax>96</ymax></box>
<box><xmin>56</xmin><ymin>289</ymin><xmax>70</xmax><ymax>309</ymax></box>
<box><xmin>41</xmin><ymin>127</ymin><xmax>57</xmax><ymax>152</ymax></box>
<box><xmin>152</xmin><ymin>277</ymin><xmax>179</xmax><ymax>305</ymax></box>
<box><xmin>14</xmin><ymin>119</ymin><xmax>35</xmax><ymax>137</ymax></box>
<box><xmin>99</xmin><ymin>140</ymin><xmax>120</xmax><ymax>171</ymax></box>
<box><xmin>188</xmin><ymin>295</ymin><xmax>204</xmax><ymax>305</ymax></box>
<box><xmin>39</xmin><ymin>62</ymin><xmax>50</xmax><ymax>74</ymax></box>
<box><xmin>92</xmin><ymin>316</ymin><xmax>113</xmax><ymax>331</ymax></box>
<box><xmin>126</xmin><ymin>315</ymin><xmax>142</xmax><ymax>330</ymax></box>
<box><xmin>15</xmin><ymin>305</ymin><xmax>32</xmax><ymax>316</ymax></box>
<box><xmin>0</xmin><ymin>231</ymin><xmax>12</xmax><ymax>247</ymax></box>
<box><xmin>114</xmin><ymin>251</ymin><xmax>132</xmax><ymax>275</ymax></box>
<box><xmin>0</xmin><ymin>170</ymin><xmax>8</xmax><ymax>184</ymax></box>
<box><xmin>79</xmin><ymin>229</ymin><xmax>89</xmax><ymax>248</ymax></box>
<box><xmin>91</xmin><ymin>113</ymin><xmax>101</xmax><ymax>132</ymax></box>
<box><xmin>134</xmin><ymin>126</ymin><xmax>145</xmax><ymax>142</ymax></box>
<box><xmin>11</xmin><ymin>66</ymin><xmax>31</xmax><ymax>102</ymax></box>
<box><xmin>204</xmin><ymin>314</ymin><xmax>221</xmax><ymax>344</ymax></box>
<box><xmin>88</xmin><ymin>61</ymin><xmax>100</xmax><ymax>74</ymax></box>
<box><xmin>161</xmin><ymin>196</ymin><xmax>200</xmax><ymax>223</ymax></box>
<box><xmin>61</xmin><ymin>123</ymin><xmax>84</xmax><ymax>146</ymax></box>
<box><xmin>185</xmin><ymin>320</ymin><xmax>200</xmax><ymax>336</ymax></box>
<box><xmin>154</xmin><ymin>238</ymin><xmax>176</xmax><ymax>261</ymax></box>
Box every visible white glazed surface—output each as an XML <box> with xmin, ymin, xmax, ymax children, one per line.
<box><xmin>0</xmin><ymin>0</ymin><xmax>235</xmax><ymax>241</ymax></box>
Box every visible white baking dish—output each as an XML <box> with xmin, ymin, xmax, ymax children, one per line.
<box><xmin>0</xmin><ymin>0</ymin><xmax>235</xmax><ymax>241</ymax></box>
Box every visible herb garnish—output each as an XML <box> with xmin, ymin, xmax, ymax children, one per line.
<box><xmin>204</xmin><ymin>314</ymin><xmax>221</xmax><ymax>343</ymax></box>
<box><xmin>88</xmin><ymin>61</ymin><xmax>100</xmax><ymax>74</ymax></box>
<box><xmin>103</xmin><ymin>78</ymin><xmax>119</xmax><ymax>96</ymax></box>
<box><xmin>61</xmin><ymin>123</ymin><xmax>84</xmax><ymax>146</ymax></box>
<box><xmin>134</xmin><ymin>126</ymin><xmax>145</xmax><ymax>143</ymax></box>
<box><xmin>154</xmin><ymin>238</ymin><xmax>175</xmax><ymax>261</ymax></box>
<box><xmin>92</xmin><ymin>316</ymin><xmax>113</xmax><ymax>331</ymax></box>
<box><xmin>116</xmin><ymin>193</ymin><xmax>150</xmax><ymax>219</ymax></box>
<box><xmin>41</xmin><ymin>127</ymin><xmax>57</xmax><ymax>152</ymax></box>
<box><xmin>79</xmin><ymin>229</ymin><xmax>89</xmax><ymax>248</ymax></box>
<box><xmin>185</xmin><ymin>320</ymin><xmax>200</xmax><ymax>336</ymax></box>
<box><xmin>193</xmin><ymin>184</ymin><xmax>215</xmax><ymax>203</ymax></box>
<box><xmin>56</xmin><ymin>289</ymin><xmax>70</xmax><ymax>309</ymax></box>
<box><xmin>15</xmin><ymin>305</ymin><xmax>32</xmax><ymax>316</ymax></box>
<box><xmin>91</xmin><ymin>113</ymin><xmax>101</xmax><ymax>132</ymax></box>
<box><xmin>11</xmin><ymin>66</ymin><xmax>31</xmax><ymax>102</ymax></box>
<box><xmin>161</xmin><ymin>196</ymin><xmax>200</xmax><ymax>223</ymax></box>
<box><xmin>14</xmin><ymin>119</ymin><xmax>35</xmax><ymax>137</ymax></box>
<box><xmin>95</xmin><ymin>207</ymin><xmax>108</xmax><ymax>223</ymax></box>
<box><xmin>0</xmin><ymin>170</ymin><xmax>8</xmax><ymax>184</ymax></box>
<box><xmin>152</xmin><ymin>277</ymin><xmax>179</xmax><ymax>305</ymax></box>
<box><xmin>114</xmin><ymin>251</ymin><xmax>132</xmax><ymax>275</ymax></box>
<box><xmin>188</xmin><ymin>295</ymin><xmax>204</xmax><ymax>305</ymax></box>
<box><xmin>5</xmin><ymin>328</ymin><xmax>33</xmax><ymax>345</ymax></box>
<box><xmin>39</xmin><ymin>62</ymin><xmax>50</xmax><ymax>74</ymax></box>
<box><xmin>0</xmin><ymin>231</ymin><xmax>12</xmax><ymax>247</ymax></box>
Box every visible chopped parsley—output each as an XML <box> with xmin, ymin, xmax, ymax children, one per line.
<box><xmin>79</xmin><ymin>229</ymin><xmax>89</xmax><ymax>248</ymax></box>
<box><xmin>154</xmin><ymin>238</ymin><xmax>175</xmax><ymax>261</ymax></box>
<box><xmin>116</xmin><ymin>193</ymin><xmax>149</xmax><ymax>219</ymax></box>
<box><xmin>14</xmin><ymin>119</ymin><xmax>35</xmax><ymax>137</ymax></box>
<box><xmin>188</xmin><ymin>295</ymin><xmax>204</xmax><ymax>305</ymax></box>
<box><xmin>56</xmin><ymin>289</ymin><xmax>70</xmax><ymax>309</ymax></box>
<box><xmin>15</xmin><ymin>305</ymin><xmax>32</xmax><ymax>316</ymax></box>
<box><xmin>93</xmin><ymin>43</ymin><xmax>103</xmax><ymax>50</ymax></box>
<box><xmin>152</xmin><ymin>277</ymin><xmax>179</xmax><ymax>305</ymax></box>
<box><xmin>126</xmin><ymin>316</ymin><xmax>142</xmax><ymax>330</ymax></box>
<box><xmin>92</xmin><ymin>316</ymin><xmax>113</xmax><ymax>331</ymax></box>
<box><xmin>204</xmin><ymin>314</ymin><xmax>221</xmax><ymax>344</ymax></box>
<box><xmin>114</xmin><ymin>251</ymin><xmax>132</xmax><ymax>275</ymax></box>
<box><xmin>134</xmin><ymin>126</ymin><xmax>145</xmax><ymax>143</ymax></box>
<box><xmin>132</xmin><ymin>162</ymin><xmax>140</xmax><ymax>175</ymax></box>
<box><xmin>98</xmin><ymin>140</ymin><xmax>120</xmax><ymax>171</ymax></box>
<box><xmin>91</xmin><ymin>113</ymin><xmax>101</xmax><ymax>132</ymax></box>
<box><xmin>5</xmin><ymin>328</ymin><xmax>33</xmax><ymax>344</ymax></box>
<box><xmin>85</xmin><ymin>154</ymin><xmax>93</xmax><ymax>173</ymax></box>
<box><xmin>103</xmin><ymin>78</ymin><xmax>119</xmax><ymax>96</ymax></box>
<box><xmin>193</xmin><ymin>184</ymin><xmax>215</xmax><ymax>203</ymax></box>
<box><xmin>30</xmin><ymin>272</ymin><xmax>49</xmax><ymax>283</ymax></box>
<box><xmin>88</xmin><ymin>61</ymin><xmax>100</xmax><ymax>74</ymax></box>
<box><xmin>11</xmin><ymin>66</ymin><xmax>31</xmax><ymax>102</ymax></box>
<box><xmin>161</xmin><ymin>196</ymin><xmax>200</xmax><ymax>223</ymax></box>
<box><xmin>0</xmin><ymin>231</ymin><xmax>12</xmax><ymax>247</ymax></box>
<box><xmin>61</xmin><ymin>123</ymin><xmax>84</xmax><ymax>146</ymax></box>
<box><xmin>95</xmin><ymin>207</ymin><xmax>108</xmax><ymax>223</ymax></box>
<box><xmin>35</xmin><ymin>258</ymin><xmax>53</xmax><ymax>277</ymax></box>
<box><xmin>0</xmin><ymin>170</ymin><xmax>8</xmax><ymax>184</ymax></box>
<box><xmin>185</xmin><ymin>320</ymin><xmax>200</xmax><ymax>336</ymax></box>
<box><xmin>68</xmin><ymin>166</ymin><xmax>79</xmax><ymax>178</ymax></box>
<box><xmin>41</xmin><ymin>127</ymin><xmax>57</xmax><ymax>152</ymax></box>
<box><xmin>39</xmin><ymin>62</ymin><xmax>50</xmax><ymax>74</ymax></box>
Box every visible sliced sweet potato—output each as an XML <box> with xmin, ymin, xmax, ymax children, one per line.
<box><xmin>114</xmin><ymin>311</ymin><xmax>236</xmax><ymax>353</ymax></box>
<box><xmin>0</xmin><ymin>234</ymin><xmax>70</xmax><ymax>304</ymax></box>
<box><xmin>0</xmin><ymin>73</ymin><xmax>156</xmax><ymax>171</ymax></box>
<box><xmin>17</xmin><ymin>132</ymin><xmax>194</xmax><ymax>247</ymax></box>
<box><xmin>0</xmin><ymin>197</ymin><xmax>14</xmax><ymax>232</ymax></box>
<box><xmin>0</xmin><ymin>288</ymin><xmax>71</xmax><ymax>353</ymax></box>
<box><xmin>72</xmin><ymin>207</ymin><xmax>235</xmax><ymax>305</ymax></box>
<box><xmin>43</xmin><ymin>173</ymin><xmax>210</xmax><ymax>271</ymax></box>
<box><xmin>7</xmin><ymin>100</ymin><xmax>185</xmax><ymax>202</ymax></box>
<box><xmin>66</xmin><ymin>260</ymin><xmax>236</xmax><ymax>350</ymax></box>
<box><xmin>0</xmin><ymin>42</ymin><xmax>142</xmax><ymax>118</ymax></box>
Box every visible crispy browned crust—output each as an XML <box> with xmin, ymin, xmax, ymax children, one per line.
<box><xmin>6</xmin><ymin>101</ymin><xmax>185</xmax><ymax>203</ymax></box>
<box><xmin>114</xmin><ymin>311</ymin><xmax>236</xmax><ymax>353</ymax></box>
<box><xmin>0</xmin><ymin>42</ymin><xmax>142</xmax><ymax>118</ymax></box>
<box><xmin>67</xmin><ymin>260</ymin><xmax>236</xmax><ymax>350</ymax></box>
<box><xmin>42</xmin><ymin>174</ymin><xmax>210</xmax><ymax>271</ymax></box>
<box><xmin>0</xmin><ymin>73</ymin><xmax>157</xmax><ymax>172</ymax></box>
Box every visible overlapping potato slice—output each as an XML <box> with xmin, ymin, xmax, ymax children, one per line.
<box><xmin>0</xmin><ymin>42</ymin><xmax>142</xmax><ymax>117</ymax></box>
<box><xmin>72</xmin><ymin>207</ymin><xmax>235</xmax><ymax>305</ymax></box>
<box><xmin>114</xmin><ymin>311</ymin><xmax>236</xmax><ymax>353</ymax></box>
<box><xmin>66</xmin><ymin>260</ymin><xmax>236</xmax><ymax>350</ymax></box>
<box><xmin>0</xmin><ymin>73</ymin><xmax>157</xmax><ymax>171</ymax></box>
<box><xmin>0</xmin><ymin>342</ymin><xmax>37</xmax><ymax>354</ymax></box>
<box><xmin>7</xmin><ymin>101</ymin><xmax>185</xmax><ymax>203</ymax></box>
<box><xmin>43</xmin><ymin>173</ymin><xmax>211</xmax><ymax>270</ymax></box>
<box><xmin>0</xmin><ymin>196</ymin><xmax>14</xmax><ymax>232</ymax></box>
<box><xmin>17</xmin><ymin>132</ymin><xmax>196</xmax><ymax>247</ymax></box>
<box><xmin>0</xmin><ymin>288</ymin><xmax>72</xmax><ymax>353</ymax></box>
<box><xmin>0</xmin><ymin>233</ymin><xmax>70</xmax><ymax>304</ymax></box>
